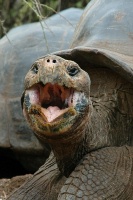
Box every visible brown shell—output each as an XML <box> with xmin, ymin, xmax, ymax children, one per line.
<box><xmin>56</xmin><ymin>0</ymin><xmax>133</xmax><ymax>84</ymax></box>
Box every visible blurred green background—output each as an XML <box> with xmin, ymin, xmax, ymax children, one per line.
<box><xmin>0</xmin><ymin>0</ymin><xmax>89</xmax><ymax>38</ymax></box>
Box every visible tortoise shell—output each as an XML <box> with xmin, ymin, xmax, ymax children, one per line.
<box><xmin>56</xmin><ymin>0</ymin><xmax>133</xmax><ymax>83</ymax></box>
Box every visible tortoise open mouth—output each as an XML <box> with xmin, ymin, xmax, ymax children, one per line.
<box><xmin>24</xmin><ymin>83</ymin><xmax>77</xmax><ymax>123</ymax></box>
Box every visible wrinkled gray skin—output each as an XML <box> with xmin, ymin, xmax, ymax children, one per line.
<box><xmin>0</xmin><ymin>8</ymin><xmax>83</xmax><ymax>171</ymax></box>
<box><xmin>8</xmin><ymin>0</ymin><xmax>133</xmax><ymax>199</ymax></box>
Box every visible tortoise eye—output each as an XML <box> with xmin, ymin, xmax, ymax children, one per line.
<box><xmin>67</xmin><ymin>65</ymin><xmax>79</xmax><ymax>76</ymax></box>
<box><xmin>31</xmin><ymin>63</ymin><xmax>38</xmax><ymax>74</ymax></box>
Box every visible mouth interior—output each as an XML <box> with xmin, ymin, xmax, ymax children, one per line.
<box><xmin>26</xmin><ymin>83</ymin><xmax>74</xmax><ymax>122</ymax></box>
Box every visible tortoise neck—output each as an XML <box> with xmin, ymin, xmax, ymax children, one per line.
<box><xmin>48</xmin><ymin>122</ymin><xmax>89</xmax><ymax>177</ymax></box>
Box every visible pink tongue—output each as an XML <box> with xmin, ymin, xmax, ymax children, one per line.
<box><xmin>42</xmin><ymin>106</ymin><xmax>67</xmax><ymax>122</ymax></box>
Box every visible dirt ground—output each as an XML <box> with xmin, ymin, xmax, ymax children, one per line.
<box><xmin>0</xmin><ymin>174</ymin><xmax>32</xmax><ymax>199</ymax></box>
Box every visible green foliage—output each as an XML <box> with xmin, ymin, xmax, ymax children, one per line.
<box><xmin>0</xmin><ymin>0</ymin><xmax>89</xmax><ymax>38</ymax></box>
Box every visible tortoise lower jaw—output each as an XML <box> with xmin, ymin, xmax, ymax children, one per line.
<box><xmin>26</xmin><ymin>104</ymin><xmax>76</xmax><ymax>124</ymax></box>
<box><xmin>23</xmin><ymin>104</ymin><xmax>78</xmax><ymax>137</ymax></box>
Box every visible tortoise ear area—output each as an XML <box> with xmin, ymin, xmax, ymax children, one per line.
<box><xmin>21</xmin><ymin>91</ymin><xmax>25</xmax><ymax>109</ymax></box>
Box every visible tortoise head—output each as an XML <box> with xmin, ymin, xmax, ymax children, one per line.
<box><xmin>21</xmin><ymin>55</ymin><xmax>92</xmax><ymax>140</ymax></box>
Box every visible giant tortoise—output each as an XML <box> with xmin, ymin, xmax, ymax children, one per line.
<box><xmin>0</xmin><ymin>8</ymin><xmax>83</xmax><ymax>172</ymax></box>
<box><xmin>8</xmin><ymin>0</ymin><xmax>133</xmax><ymax>199</ymax></box>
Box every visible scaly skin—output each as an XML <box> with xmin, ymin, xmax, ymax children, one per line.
<box><xmin>8</xmin><ymin>55</ymin><xmax>133</xmax><ymax>199</ymax></box>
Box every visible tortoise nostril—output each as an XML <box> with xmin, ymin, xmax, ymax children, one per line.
<box><xmin>46</xmin><ymin>59</ymin><xmax>56</xmax><ymax>63</ymax></box>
